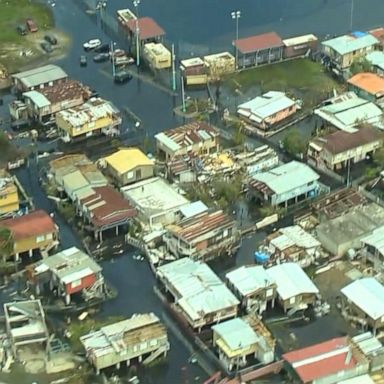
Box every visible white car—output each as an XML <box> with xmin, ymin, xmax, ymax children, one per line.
<box><xmin>83</xmin><ymin>39</ymin><xmax>101</xmax><ymax>51</ymax></box>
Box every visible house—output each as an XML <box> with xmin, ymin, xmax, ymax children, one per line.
<box><xmin>361</xmin><ymin>225</ymin><xmax>384</xmax><ymax>272</ymax></box>
<box><xmin>78</xmin><ymin>185</ymin><xmax>137</xmax><ymax>241</ymax></box>
<box><xmin>0</xmin><ymin>170</ymin><xmax>19</xmax><ymax>216</ymax></box>
<box><xmin>248</xmin><ymin>161</ymin><xmax>321</xmax><ymax>207</ymax></box>
<box><xmin>26</xmin><ymin>247</ymin><xmax>104</xmax><ymax>305</ymax></box>
<box><xmin>121</xmin><ymin>177</ymin><xmax>189</xmax><ymax>228</ymax></box>
<box><xmin>347</xmin><ymin>72</ymin><xmax>384</xmax><ymax>104</ymax></box>
<box><xmin>234</xmin><ymin>32</ymin><xmax>283</xmax><ymax>68</ymax></box>
<box><xmin>203</xmin><ymin>52</ymin><xmax>235</xmax><ymax>79</ymax></box>
<box><xmin>101</xmin><ymin>148</ymin><xmax>154</xmax><ymax>187</ymax></box>
<box><xmin>266</xmin><ymin>262</ymin><xmax>319</xmax><ymax>313</ymax></box>
<box><xmin>282</xmin><ymin>336</ymin><xmax>369</xmax><ymax>383</ymax></box>
<box><xmin>369</xmin><ymin>27</ymin><xmax>384</xmax><ymax>49</ymax></box>
<box><xmin>155</xmin><ymin>121</ymin><xmax>219</xmax><ymax>160</ymax></box>
<box><xmin>315</xmin><ymin>203</ymin><xmax>384</xmax><ymax>257</ymax></box>
<box><xmin>226</xmin><ymin>265</ymin><xmax>276</xmax><ymax>314</ymax></box>
<box><xmin>265</xmin><ymin>225</ymin><xmax>321</xmax><ymax>267</ymax></box>
<box><xmin>212</xmin><ymin>315</ymin><xmax>275</xmax><ymax>371</ymax></box>
<box><xmin>314</xmin><ymin>92</ymin><xmax>384</xmax><ymax>133</ymax></box>
<box><xmin>164</xmin><ymin>210</ymin><xmax>239</xmax><ymax>262</ymax></box>
<box><xmin>80</xmin><ymin>313</ymin><xmax>169</xmax><ymax>374</ymax></box>
<box><xmin>308</xmin><ymin>127</ymin><xmax>383</xmax><ymax>170</ymax></box>
<box><xmin>351</xmin><ymin>332</ymin><xmax>384</xmax><ymax>373</ymax></box>
<box><xmin>143</xmin><ymin>42</ymin><xmax>171</xmax><ymax>69</ymax></box>
<box><xmin>321</xmin><ymin>32</ymin><xmax>378</xmax><ymax>70</ymax></box>
<box><xmin>341</xmin><ymin>277</ymin><xmax>384</xmax><ymax>335</ymax></box>
<box><xmin>11</xmin><ymin>64</ymin><xmax>68</xmax><ymax>93</ymax></box>
<box><xmin>366</xmin><ymin>51</ymin><xmax>384</xmax><ymax>75</ymax></box>
<box><xmin>0</xmin><ymin>210</ymin><xmax>59</xmax><ymax>262</ymax></box>
<box><xmin>156</xmin><ymin>258</ymin><xmax>239</xmax><ymax>331</ymax></box>
<box><xmin>56</xmin><ymin>98</ymin><xmax>121</xmax><ymax>142</ymax></box>
<box><xmin>180</xmin><ymin>57</ymin><xmax>208</xmax><ymax>86</ymax></box>
<box><xmin>237</xmin><ymin>91</ymin><xmax>297</xmax><ymax>130</ymax></box>
<box><xmin>4</xmin><ymin>300</ymin><xmax>49</xmax><ymax>357</ymax></box>
<box><xmin>21</xmin><ymin>80</ymin><xmax>91</xmax><ymax>123</ymax></box>
<box><xmin>282</xmin><ymin>34</ymin><xmax>318</xmax><ymax>59</ymax></box>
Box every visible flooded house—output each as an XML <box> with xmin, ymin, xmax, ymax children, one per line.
<box><xmin>180</xmin><ymin>57</ymin><xmax>208</xmax><ymax>86</ymax></box>
<box><xmin>0</xmin><ymin>210</ymin><xmax>59</xmax><ymax>262</ymax></box>
<box><xmin>26</xmin><ymin>247</ymin><xmax>104</xmax><ymax>305</ymax></box>
<box><xmin>4</xmin><ymin>300</ymin><xmax>49</xmax><ymax>357</ymax></box>
<box><xmin>234</xmin><ymin>31</ymin><xmax>284</xmax><ymax>68</ymax></box>
<box><xmin>156</xmin><ymin>258</ymin><xmax>239</xmax><ymax>331</ymax></box>
<box><xmin>265</xmin><ymin>225</ymin><xmax>321</xmax><ymax>267</ymax></box>
<box><xmin>56</xmin><ymin>98</ymin><xmax>121</xmax><ymax>142</ymax></box>
<box><xmin>341</xmin><ymin>277</ymin><xmax>384</xmax><ymax>335</ymax></box>
<box><xmin>80</xmin><ymin>313</ymin><xmax>169</xmax><ymax>374</ymax></box>
<box><xmin>248</xmin><ymin>161</ymin><xmax>321</xmax><ymax>208</ymax></box>
<box><xmin>226</xmin><ymin>265</ymin><xmax>276</xmax><ymax>314</ymax></box>
<box><xmin>164</xmin><ymin>210</ymin><xmax>239</xmax><ymax>262</ymax></box>
<box><xmin>155</xmin><ymin>121</ymin><xmax>220</xmax><ymax>160</ymax></box>
<box><xmin>11</xmin><ymin>64</ymin><xmax>68</xmax><ymax>93</ymax></box>
<box><xmin>100</xmin><ymin>148</ymin><xmax>154</xmax><ymax>187</ymax></box>
<box><xmin>237</xmin><ymin>91</ymin><xmax>297</xmax><ymax>131</ymax></box>
<box><xmin>212</xmin><ymin>315</ymin><xmax>275</xmax><ymax>371</ymax></box>
<box><xmin>282</xmin><ymin>336</ymin><xmax>369</xmax><ymax>383</ymax></box>
<box><xmin>266</xmin><ymin>262</ymin><xmax>319</xmax><ymax>313</ymax></box>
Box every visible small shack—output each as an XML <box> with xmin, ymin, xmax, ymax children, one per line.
<box><xmin>143</xmin><ymin>42</ymin><xmax>171</xmax><ymax>69</ymax></box>
<box><xmin>80</xmin><ymin>313</ymin><xmax>169</xmax><ymax>374</ymax></box>
<box><xmin>282</xmin><ymin>34</ymin><xmax>318</xmax><ymax>59</ymax></box>
<box><xmin>180</xmin><ymin>57</ymin><xmax>208</xmax><ymax>86</ymax></box>
<box><xmin>203</xmin><ymin>52</ymin><xmax>235</xmax><ymax>79</ymax></box>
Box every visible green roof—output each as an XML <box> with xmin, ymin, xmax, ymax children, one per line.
<box><xmin>322</xmin><ymin>34</ymin><xmax>378</xmax><ymax>55</ymax></box>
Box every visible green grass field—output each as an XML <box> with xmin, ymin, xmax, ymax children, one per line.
<box><xmin>225</xmin><ymin>59</ymin><xmax>343</xmax><ymax>107</ymax></box>
<box><xmin>0</xmin><ymin>0</ymin><xmax>53</xmax><ymax>44</ymax></box>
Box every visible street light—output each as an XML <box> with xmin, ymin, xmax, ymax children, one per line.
<box><xmin>231</xmin><ymin>10</ymin><xmax>241</xmax><ymax>69</ymax></box>
<box><xmin>110</xmin><ymin>41</ymin><xmax>116</xmax><ymax>77</ymax></box>
<box><xmin>133</xmin><ymin>0</ymin><xmax>141</xmax><ymax>67</ymax></box>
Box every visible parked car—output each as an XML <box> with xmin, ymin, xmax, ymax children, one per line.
<box><xmin>114</xmin><ymin>70</ymin><xmax>133</xmax><ymax>84</ymax></box>
<box><xmin>93</xmin><ymin>53</ymin><xmax>110</xmax><ymax>63</ymax></box>
<box><xmin>111</xmin><ymin>49</ymin><xmax>126</xmax><ymax>58</ymax></box>
<box><xmin>17</xmin><ymin>24</ymin><xmax>27</xmax><ymax>36</ymax></box>
<box><xmin>44</xmin><ymin>34</ymin><xmax>57</xmax><ymax>45</ymax></box>
<box><xmin>114</xmin><ymin>56</ymin><xmax>135</xmax><ymax>66</ymax></box>
<box><xmin>83</xmin><ymin>39</ymin><xmax>101</xmax><ymax>51</ymax></box>
<box><xmin>80</xmin><ymin>55</ymin><xmax>87</xmax><ymax>67</ymax></box>
<box><xmin>41</xmin><ymin>42</ymin><xmax>53</xmax><ymax>53</ymax></box>
<box><xmin>94</xmin><ymin>43</ymin><xmax>110</xmax><ymax>53</ymax></box>
<box><xmin>26</xmin><ymin>18</ymin><xmax>38</xmax><ymax>32</ymax></box>
<box><xmin>11</xmin><ymin>119</ymin><xmax>31</xmax><ymax>131</ymax></box>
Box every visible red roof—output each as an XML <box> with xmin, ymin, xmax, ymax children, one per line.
<box><xmin>80</xmin><ymin>186</ymin><xmax>136</xmax><ymax>229</ymax></box>
<box><xmin>282</xmin><ymin>337</ymin><xmax>357</xmax><ymax>383</ymax></box>
<box><xmin>1</xmin><ymin>210</ymin><xmax>57</xmax><ymax>240</ymax></box>
<box><xmin>234</xmin><ymin>32</ymin><xmax>283</xmax><ymax>54</ymax></box>
<box><xmin>127</xmin><ymin>17</ymin><xmax>165</xmax><ymax>40</ymax></box>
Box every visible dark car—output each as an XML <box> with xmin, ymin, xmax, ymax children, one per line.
<box><xmin>11</xmin><ymin>119</ymin><xmax>31</xmax><ymax>131</ymax></box>
<box><xmin>93</xmin><ymin>53</ymin><xmax>110</xmax><ymax>63</ymax></box>
<box><xmin>80</xmin><ymin>55</ymin><xmax>87</xmax><ymax>67</ymax></box>
<box><xmin>44</xmin><ymin>34</ymin><xmax>57</xmax><ymax>45</ymax></box>
<box><xmin>114</xmin><ymin>70</ymin><xmax>133</xmax><ymax>84</ymax></box>
<box><xmin>17</xmin><ymin>24</ymin><xmax>27</xmax><ymax>36</ymax></box>
<box><xmin>41</xmin><ymin>42</ymin><xmax>53</xmax><ymax>53</ymax></box>
<box><xmin>94</xmin><ymin>43</ymin><xmax>110</xmax><ymax>53</ymax></box>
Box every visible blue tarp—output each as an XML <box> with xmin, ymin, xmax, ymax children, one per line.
<box><xmin>351</xmin><ymin>31</ymin><xmax>367</xmax><ymax>38</ymax></box>
<box><xmin>255</xmin><ymin>251</ymin><xmax>269</xmax><ymax>264</ymax></box>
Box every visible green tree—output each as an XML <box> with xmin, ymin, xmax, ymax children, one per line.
<box><xmin>0</xmin><ymin>227</ymin><xmax>14</xmax><ymax>261</ymax></box>
<box><xmin>350</xmin><ymin>57</ymin><xmax>372</xmax><ymax>75</ymax></box>
<box><xmin>373</xmin><ymin>147</ymin><xmax>384</xmax><ymax>167</ymax></box>
<box><xmin>282</xmin><ymin>129</ymin><xmax>307</xmax><ymax>156</ymax></box>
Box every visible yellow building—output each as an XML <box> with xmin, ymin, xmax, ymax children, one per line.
<box><xmin>56</xmin><ymin>98</ymin><xmax>121</xmax><ymax>142</ymax></box>
<box><xmin>143</xmin><ymin>43</ymin><xmax>171</xmax><ymax>69</ymax></box>
<box><xmin>101</xmin><ymin>148</ymin><xmax>154</xmax><ymax>187</ymax></box>
<box><xmin>0</xmin><ymin>171</ymin><xmax>19</xmax><ymax>216</ymax></box>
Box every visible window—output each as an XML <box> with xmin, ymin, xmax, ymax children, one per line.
<box><xmin>71</xmin><ymin>279</ymin><xmax>81</xmax><ymax>288</ymax></box>
<box><xmin>289</xmin><ymin>297</ymin><xmax>295</xmax><ymax>304</ymax></box>
<box><xmin>140</xmin><ymin>342</ymin><xmax>147</xmax><ymax>351</ymax></box>
<box><xmin>36</xmin><ymin>235</ymin><xmax>45</xmax><ymax>243</ymax></box>
<box><xmin>46</xmin><ymin>233</ymin><xmax>53</xmax><ymax>240</ymax></box>
<box><xmin>136</xmin><ymin>169</ymin><xmax>142</xmax><ymax>179</ymax></box>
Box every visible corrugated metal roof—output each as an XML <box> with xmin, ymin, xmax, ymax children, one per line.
<box><xmin>212</xmin><ymin>318</ymin><xmax>258</xmax><ymax>351</ymax></box>
<box><xmin>361</xmin><ymin>225</ymin><xmax>384</xmax><ymax>256</ymax></box>
<box><xmin>104</xmin><ymin>148</ymin><xmax>153</xmax><ymax>175</ymax></box>
<box><xmin>23</xmin><ymin>90</ymin><xmax>51</xmax><ymax>108</ymax></box>
<box><xmin>250</xmin><ymin>161</ymin><xmax>319</xmax><ymax>196</ymax></box>
<box><xmin>322</xmin><ymin>34</ymin><xmax>378</xmax><ymax>55</ymax></box>
<box><xmin>267</xmin><ymin>262</ymin><xmax>319</xmax><ymax>300</ymax></box>
<box><xmin>226</xmin><ymin>265</ymin><xmax>275</xmax><ymax>297</ymax></box>
<box><xmin>341</xmin><ymin>277</ymin><xmax>384</xmax><ymax>320</ymax></box>
<box><xmin>338</xmin><ymin>375</ymin><xmax>375</xmax><ymax>384</ymax></box>
<box><xmin>366</xmin><ymin>51</ymin><xmax>384</xmax><ymax>70</ymax></box>
<box><xmin>278</xmin><ymin>225</ymin><xmax>321</xmax><ymax>249</ymax></box>
<box><xmin>237</xmin><ymin>91</ymin><xmax>295</xmax><ymax>121</ymax></box>
<box><xmin>234</xmin><ymin>32</ymin><xmax>283</xmax><ymax>54</ymax></box>
<box><xmin>283</xmin><ymin>34</ymin><xmax>318</xmax><ymax>47</ymax></box>
<box><xmin>179</xmin><ymin>201</ymin><xmax>208</xmax><ymax>219</ymax></box>
<box><xmin>12</xmin><ymin>64</ymin><xmax>67</xmax><ymax>88</ymax></box>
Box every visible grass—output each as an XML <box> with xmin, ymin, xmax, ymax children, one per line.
<box><xmin>225</xmin><ymin>58</ymin><xmax>343</xmax><ymax>107</ymax></box>
<box><xmin>0</xmin><ymin>0</ymin><xmax>53</xmax><ymax>44</ymax></box>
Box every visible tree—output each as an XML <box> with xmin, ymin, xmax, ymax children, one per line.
<box><xmin>373</xmin><ymin>147</ymin><xmax>384</xmax><ymax>167</ymax></box>
<box><xmin>282</xmin><ymin>129</ymin><xmax>307</xmax><ymax>156</ymax></box>
<box><xmin>350</xmin><ymin>57</ymin><xmax>372</xmax><ymax>75</ymax></box>
<box><xmin>0</xmin><ymin>227</ymin><xmax>14</xmax><ymax>261</ymax></box>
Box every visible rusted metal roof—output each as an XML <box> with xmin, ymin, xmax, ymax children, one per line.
<box><xmin>234</xmin><ymin>32</ymin><xmax>283</xmax><ymax>54</ymax></box>
<box><xmin>127</xmin><ymin>17</ymin><xmax>165</xmax><ymax>40</ymax></box>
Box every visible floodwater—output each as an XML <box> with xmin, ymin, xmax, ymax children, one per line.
<box><xmin>0</xmin><ymin>0</ymin><xmax>383</xmax><ymax>383</ymax></box>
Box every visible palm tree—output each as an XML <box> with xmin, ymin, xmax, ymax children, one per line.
<box><xmin>0</xmin><ymin>227</ymin><xmax>14</xmax><ymax>261</ymax></box>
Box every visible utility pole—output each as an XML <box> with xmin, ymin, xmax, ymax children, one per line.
<box><xmin>350</xmin><ymin>0</ymin><xmax>354</xmax><ymax>31</ymax></box>
<box><xmin>171</xmin><ymin>43</ymin><xmax>176</xmax><ymax>91</ymax></box>
<box><xmin>231</xmin><ymin>10</ymin><xmax>241</xmax><ymax>69</ymax></box>
<box><xmin>110</xmin><ymin>41</ymin><xmax>116</xmax><ymax>77</ymax></box>
<box><xmin>133</xmin><ymin>0</ymin><xmax>141</xmax><ymax>67</ymax></box>
<box><xmin>181</xmin><ymin>73</ymin><xmax>186</xmax><ymax>113</ymax></box>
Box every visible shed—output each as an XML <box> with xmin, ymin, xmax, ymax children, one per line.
<box><xmin>127</xmin><ymin>17</ymin><xmax>165</xmax><ymax>41</ymax></box>
<box><xmin>283</xmin><ymin>34</ymin><xmax>318</xmax><ymax>58</ymax></box>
